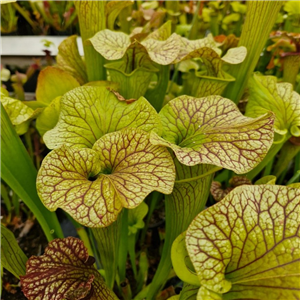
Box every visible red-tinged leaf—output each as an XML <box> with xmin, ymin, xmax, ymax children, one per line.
<box><xmin>21</xmin><ymin>237</ymin><xmax>118</xmax><ymax>300</ymax></box>
<box><xmin>210</xmin><ymin>181</ymin><xmax>231</xmax><ymax>202</ymax></box>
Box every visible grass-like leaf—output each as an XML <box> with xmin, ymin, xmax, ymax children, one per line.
<box><xmin>1</xmin><ymin>225</ymin><xmax>27</xmax><ymax>279</ymax></box>
<box><xmin>1</xmin><ymin>105</ymin><xmax>64</xmax><ymax>241</ymax></box>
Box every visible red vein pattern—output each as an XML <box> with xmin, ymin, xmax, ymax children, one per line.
<box><xmin>90</xmin><ymin>29</ymin><xmax>181</xmax><ymax>65</ymax></box>
<box><xmin>43</xmin><ymin>86</ymin><xmax>161</xmax><ymax>149</ymax></box>
<box><xmin>150</xmin><ymin>95</ymin><xmax>275</xmax><ymax>174</ymax></box>
<box><xmin>37</xmin><ymin>128</ymin><xmax>175</xmax><ymax>227</ymax></box>
<box><xmin>90</xmin><ymin>29</ymin><xmax>131</xmax><ymax>60</ymax></box>
<box><xmin>90</xmin><ymin>28</ymin><xmax>244</xmax><ymax>70</ymax></box>
<box><xmin>21</xmin><ymin>237</ymin><xmax>118</xmax><ymax>300</ymax></box>
<box><xmin>186</xmin><ymin>185</ymin><xmax>300</xmax><ymax>300</ymax></box>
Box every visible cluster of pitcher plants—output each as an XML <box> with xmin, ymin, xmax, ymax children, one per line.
<box><xmin>1</xmin><ymin>1</ymin><xmax>300</xmax><ymax>300</ymax></box>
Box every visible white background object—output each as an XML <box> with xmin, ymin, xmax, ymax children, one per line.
<box><xmin>1</xmin><ymin>36</ymin><xmax>83</xmax><ymax>56</ymax></box>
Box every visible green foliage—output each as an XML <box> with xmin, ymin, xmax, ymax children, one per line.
<box><xmin>246</xmin><ymin>73</ymin><xmax>300</xmax><ymax>138</ymax></box>
<box><xmin>1</xmin><ymin>106</ymin><xmax>64</xmax><ymax>242</ymax></box>
<box><xmin>1</xmin><ymin>225</ymin><xmax>27</xmax><ymax>279</ymax></box>
<box><xmin>43</xmin><ymin>86</ymin><xmax>162</xmax><ymax>149</ymax></box>
<box><xmin>1</xmin><ymin>2</ymin><xmax>17</xmax><ymax>33</ymax></box>
<box><xmin>1</xmin><ymin>94</ymin><xmax>41</xmax><ymax>135</ymax></box>
<box><xmin>175</xmin><ymin>185</ymin><xmax>300</xmax><ymax>300</ymax></box>
<box><xmin>2</xmin><ymin>1</ymin><xmax>300</xmax><ymax>299</ymax></box>
<box><xmin>37</xmin><ymin>128</ymin><xmax>175</xmax><ymax>227</ymax></box>
<box><xmin>150</xmin><ymin>95</ymin><xmax>274</xmax><ymax>172</ymax></box>
<box><xmin>223</xmin><ymin>1</ymin><xmax>283</xmax><ymax>103</ymax></box>
<box><xmin>56</xmin><ymin>35</ymin><xmax>88</xmax><ymax>85</ymax></box>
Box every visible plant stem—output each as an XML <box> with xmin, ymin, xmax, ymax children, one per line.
<box><xmin>140</xmin><ymin>191</ymin><xmax>162</xmax><ymax>246</ymax></box>
<box><xmin>74</xmin><ymin>1</ymin><xmax>106</xmax><ymax>81</ymax></box>
<box><xmin>287</xmin><ymin>171</ymin><xmax>300</xmax><ymax>185</ymax></box>
<box><xmin>263</xmin><ymin>157</ymin><xmax>274</xmax><ymax>176</ymax></box>
<box><xmin>121</xmin><ymin>278</ymin><xmax>132</xmax><ymax>300</ymax></box>
<box><xmin>24</xmin><ymin>130</ymin><xmax>34</xmax><ymax>162</ymax></box>
<box><xmin>12</xmin><ymin>2</ymin><xmax>40</xmax><ymax>33</ymax></box>
<box><xmin>145</xmin><ymin>65</ymin><xmax>170</xmax><ymax>112</ymax></box>
<box><xmin>92</xmin><ymin>211</ymin><xmax>123</xmax><ymax>289</ymax></box>
<box><xmin>278</xmin><ymin>167</ymin><xmax>289</xmax><ymax>185</ymax></box>
<box><xmin>12</xmin><ymin>191</ymin><xmax>20</xmax><ymax>216</ymax></box>
<box><xmin>296</xmin><ymin>80</ymin><xmax>300</xmax><ymax>94</ymax></box>
<box><xmin>294</xmin><ymin>151</ymin><xmax>300</xmax><ymax>173</ymax></box>
<box><xmin>128</xmin><ymin>234</ymin><xmax>137</xmax><ymax>278</ymax></box>
<box><xmin>188</xmin><ymin>1</ymin><xmax>201</xmax><ymax>40</ymax></box>
<box><xmin>223</xmin><ymin>1</ymin><xmax>283</xmax><ymax>104</ymax></box>
<box><xmin>165</xmin><ymin>1</ymin><xmax>179</xmax><ymax>32</ymax></box>
<box><xmin>209</xmin><ymin>13</ymin><xmax>219</xmax><ymax>37</ymax></box>
<box><xmin>118</xmin><ymin>209</ymin><xmax>128</xmax><ymax>283</ymax></box>
<box><xmin>135</xmin><ymin>252</ymin><xmax>149</xmax><ymax>294</ymax></box>
<box><xmin>142</xmin><ymin>162</ymin><xmax>214</xmax><ymax>300</ymax></box>
<box><xmin>1</xmin><ymin>184</ymin><xmax>12</xmax><ymax>222</ymax></box>
<box><xmin>283</xmin><ymin>54</ymin><xmax>300</xmax><ymax>87</ymax></box>
<box><xmin>274</xmin><ymin>140</ymin><xmax>300</xmax><ymax>177</ymax></box>
<box><xmin>175</xmin><ymin>166</ymin><xmax>222</xmax><ymax>184</ymax></box>
<box><xmin>64</xmin><ymin>212</ymin><xmax>95</xmax><ymax>257</ymax></box>
<box><xmin>87</xmin><ymin>228</ymin><xmax>102</xmax><ymax>268</ymax></box>
<box><xmin>214</xmin><ymin>169</ymin><xmax>230</xmax><ymax>182</ymax></box>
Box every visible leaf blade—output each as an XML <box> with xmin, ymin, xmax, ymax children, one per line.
<box><xmin>246</xmin><ymin>73</ymin><xmax>300</xmax><ymax>137</ymax></box>
<box><xmin>20</xmin><ymin>237</ymin><xmax>118</xmax><ymax>300</ymax></box>
<box><xmin>185</xmin><ymin>185</ymin><xmax>300</xmax><ymax>299</ymax></box>
<box><xmin>56</xmin><ymin>35</ymin><xmax>88</xmax><ymax>85</ymax></box>
<box><xmin>43</xmin><ymin>86</ymin><xmax>162</xmax><ymax>149</ymax></box>
<box><xmin>36</xmin><ymin>66</ymin><xmax>80</xmax><ymax>105</ymax></box>
<box><xmin>37</xmin><ymin>128</ymin><xmax>175</xmax><ymax>227</ymax></box>
<box><xmin>1</xmin><ymin>225</ymin><xmax>27</xmax><ymax>279</ymax></box>
<box><xmin>150</xmin><ymin>95</ymin><xmax>275</xmax><ymax>174</ymax></box>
